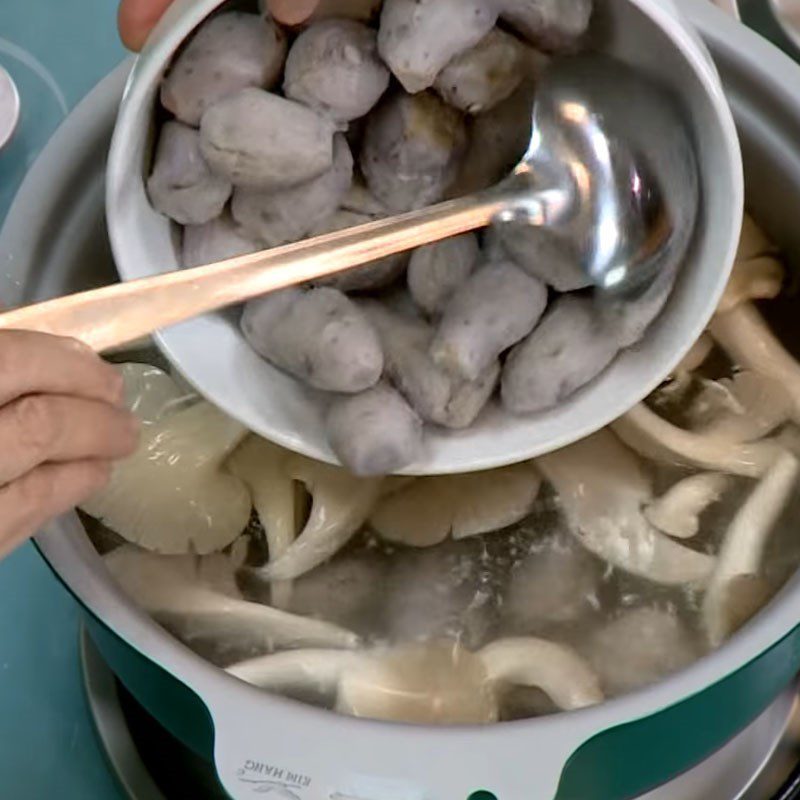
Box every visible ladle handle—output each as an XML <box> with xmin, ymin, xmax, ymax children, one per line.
<box><xmin>0</xmin><ymin>191</ymin><xmax>512</xmax><ymax>352</ymax></box>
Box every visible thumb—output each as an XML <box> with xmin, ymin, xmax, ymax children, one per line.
<box><xmin>266</xmin><ymin>0</ymin><xmax>321</xmax><ymax>25</ymax></box>
<box><xmin>118</xmin><ymin>0</ymin><xmax>176</xmax><ymax>51</ymax></box>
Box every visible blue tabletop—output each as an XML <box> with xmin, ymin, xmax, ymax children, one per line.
<box><xmin>0</xmin><ymin>3</ymin><xmax>127</xmax><ymax>797</ymax></box>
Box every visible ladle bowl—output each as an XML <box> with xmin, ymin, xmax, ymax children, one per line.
<box><xmin>104</xmin><ymin>0</ymin><xmax>742</xmax><ymax>475</ymax></box>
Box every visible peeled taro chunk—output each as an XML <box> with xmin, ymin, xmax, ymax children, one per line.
<box><xmin>241</xmin><ymin>288</ymin><xmax>384</xmax><ymax>394</ymax></box>
<box><xmin>502</xmin><ymin>295</ymin><xmax>620</xmax><ymax>414</ymax></box>
<box><xmin>377</xmin><ymin>0</ymin><xmax>498</xmax><ymax>93</ymax></box>
<box><xmin>448</xmin><ymin>80</ymin><xmax>536</xmax><ymax>196</ymax></box>
<box><xmin>311</xmin><ymin>211</ymin><xmax>408</xmax><ymax>293</ymax></box>
<box><xmin>326</xmin><ymin>383</ymin><xmax>424</xmax><ymax>476</ymax></box>
<box><xmin>501</xmin><ymin>0</ymin><xmax>593</xmax><ymax>53</ymax></box>
<box><xmin>231</xmin><ymin>135</ymin><xmax>354</xmax><ymax>247</ymax></box>
<box><xmin>361</xmin><ymin>91</ymin><xmax>467</xmax><ymax>213</ymax></box>
<box><xmin>161</xmin><ymin>12</ymin><xmax>287</xmax><ymax>127</ymax></box>
<box><xmin>434</xmin><ymin>29</ymin><xmax>529</xmax><ymax>114</ymax></box>
<box><xmin>431</xmin><ymin>261</ymin><xmax>548</xmax><ymax>381</ymax></box>
<box><xmin>182</xmin><ymin>212</ymin><xmax>263</xmax><ymax>268</ymax></box>
<box><xmin>200</xmin><ymin>89</ymin><xmax>337</xmax><ymax>190</ymax></box>
<box><xmin>362</xmin><ymin>301</ymin><xmax>499</xmax><ymax>429</ymax></box>
<box><xmin>490</xmin><ymin>224</ymin><xmax>591</xmax><ymax>292</ymax></box>
<box><xmin>284</xmin><ymin>19</ymin><xmax>390</xmax><ymax>123</ymax></box>
<box><xmin>147</xmin><ymin>122</ymin><xmax>231</xmax><ymax>226</ymax></box>
<box><xmin>407</xmin><ymin>233</ymin><xmax>480</xmax><ymax>316</ymax></box>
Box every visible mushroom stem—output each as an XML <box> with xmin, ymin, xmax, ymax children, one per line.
<box><xmin>537</xmin><ymin>430</ymin><xmax>715</xmax><ymax>586</ymax></box>
<box><xmin>228</xmin><ymin>437</ymin><xmax>296</xmax><ymax>608</ymax></box>
<box><xmin>262</xmin><ymin>456</ymin><xmax>383</xmax><ymax>581</ymax></box>
<box><xmin>479</xmin><ymin>637</ymin><xmax>603</xmax><ymax>711</ymax></box>
<box><xmin>227</xmin><ymin>649</ymin><xmax>363</xmax><ymax>692</ymax></box>
<box><xmin>105</xmin><ymin>547</ymin><xmax>360</xmax><ymax>651</ymax></box>
<box><xmin>161</xmin><ymin>596</ymin><xmax>360</xmax><ymax>651</ymax></box>
<box><xmin>702</xmin><ymin>451</ymin><xmax>799</xmax><ymax>646</ymax></box>
<box><xmin>644</xmin><ymin>473</ymin><xmax>731</xmax><ymax>539</ymax></box>
<box><xmin>612</xmin><ymin>403</ymin><xmax>786</xmax><ymax>478</ymax></box>
<box><xmin>710</xmin><ymin>303</ymin><xmax>800</xmax><ymax>424</ymax></box>
<box><xmin>674</xmin><ymin>334</ymin><xmax>714</xmax><ymax>376</ymax></box>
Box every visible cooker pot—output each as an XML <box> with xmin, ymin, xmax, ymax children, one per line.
<box><xmin>3</xmin><ymin>1</ymin><xmax>800</xmax><ymax>798</ymax></box>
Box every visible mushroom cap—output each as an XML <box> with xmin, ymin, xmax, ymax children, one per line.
<box><xmin>369</xmin><ymin>463</ymin><xmax>541</xmax><ymax>547</ymax></box>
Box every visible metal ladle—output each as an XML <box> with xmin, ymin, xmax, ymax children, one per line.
<box><xmin>0</xmin><ymin>54</ymin><xmax>698</xmax><ymax>352</ymax></box>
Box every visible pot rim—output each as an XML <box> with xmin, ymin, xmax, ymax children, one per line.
<box><xmin>13</xmin><ymin>0</ymin><xmax>793</xmax><ymax>745</ymax></box>
<box><xmin>3</xmin><ymin>0</ymin><xmax>799</xmax><ymax>796</ymax></box>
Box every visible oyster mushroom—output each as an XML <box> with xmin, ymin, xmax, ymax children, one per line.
<box><xmin>360</xmin><ymin>301</ymin><xmax>499</xmax><ymax>429</ymax></box>
<box><xmin>228</xmin><ymin>436</ymin><xmax>296</xmax><ymax>608</ymax></box>
<box><xmin>146</xmin><ymin>122</ymin><xmax>232</xmax><ymax>226</ymax></box>
<box><xmin>686</xmin><ymin>370</ymin><xmax>793</xmax><ymax>444</ymax></box>
<box><xmin>361</xmin><ymin>90</ymin><xmax>468</xmax><ymax>213</ymax></box>
<box><xmin>710</xmin><ymin>305</ymin><xmax>800</xmax><ymax>425</ymax></box>
<box><xmin>716</xmin><ymin>256</ymin><xmax>784</xmax><ymax>315</ymax></box>
<box><xmin>105</xmin><ymin>546</ymin><xmax>359</xmax><ymax>651</ymax></box>
<box><xmin>240</xmin><ymin>287</ymin><xmax>384</xmax><ymax>394</ymax></box>
<box><xmin>284</xmin><ymin>19</ymin><xmax>390</xmax><ymax>123</ymax></box>
<box><xmin>430</xmin><ymin>260</ymin><xmax>548</xmax><ymax>382</ymax></box>
<box><xmin>325</xmin><ymin>382</ymin><xmax>425</xmax><ymax>476</ymax></box>
<box><xmin>644</xmin><ymin>473</ymin><xmax>731</xmax><ymax>540</ymax></box>
<box><xmin>259</xmin><ymin>454</ymin><xmax>383</xmax><ymax>581</ymax></box>
<box><xmin>81</xmin><ymin>372</ymin><xmax>250</xmax><ymax>555</ymax></box>
<box><xmin>377</xmin><ymin>0</ymin><xmax>499</xmax><ymax>93</ymax></box>
<box><xmin>536</xmin><ymin>429</ymin><xmax>715</xmax><ymax>585</ymax></box>
<box><xmin>369</xmin><ymin>462</ymin><xmax>541</xmax><ymax>547</ymax></box>
<box><xmin>737</xmin><ymin>213</ymin><xmax>779</xmax><ymax>261</ymax></box>
<box><xmin>702</xmin><ymin>451</ymin><xmax>799</xmax><ymax>646</ymax></box>
<box><xmin>181</xmin><ymin>212</ymin><xmax>263</xmax><ymax>269</ymax></box>
<box><xmin>200</xmin><ymin>88</ymin><xmax>338</xmax><ymax>190</ymax></box>
<box><xmin>678</xmin><ymin>334</ymin><xmax>714</xmax><ymax>375</ymax></box>
<box><xmin>228</xmin><ymin>637</ymin><xmax>602</xmax><ymax>723</ymax></box>
<box><xmin>433</xmin><ymin>29</ymin><xmax>530</xmax><ymax>114</ymax></box>
<box><xmin>717</xmin><ymin>212</ymin><xmax>782</xmax><ymax>314</ymax></box>
<box><xmin>231</xmin><ymin>133</ymin><xmax>354</xmax><ymax>247</ymax></box>
<box><xmin>650</xmin><ymin>335</ymin><xmax>715</xmax><ymax>410</ymax></box>
<box><xmin>161</xmin><ymin>12</ymin><xmax>287</xmax><ymax>127</ymax></box>
<box><xmin>707</xmin><ymin>216</ymin><xmax>800</xmax><ymax>420</ymax></box>
<box><xmin>612</xmin><ymin>402</ymin><xmax>788</xmax><ymax>479</ymax></box>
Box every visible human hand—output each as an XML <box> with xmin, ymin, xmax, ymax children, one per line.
<box><xmin>119</xmin><ymin>0</ymin><xmax>322</xmax><ymax>50</ymax></box>
<box><xmin>0</xmin><ymin>332</ymin><xmax>138</xmax><ymax>559</ymax></box>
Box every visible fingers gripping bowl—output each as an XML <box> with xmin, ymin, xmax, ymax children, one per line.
<box><xmin>106</xmin><ymin>0</ymin><xmax>742</xmax><ymax>475</ymax></box>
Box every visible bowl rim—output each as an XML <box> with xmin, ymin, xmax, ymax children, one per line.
<box><xmin>104</xmin><ymin>0</ymin><xmax>744</xmax><ymax>476</ymax></box>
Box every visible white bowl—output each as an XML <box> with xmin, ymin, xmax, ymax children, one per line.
<box><xmin>106</xmin><ymin>0</ymin><xmax>742</xmax><ymax>475</ymax></box>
